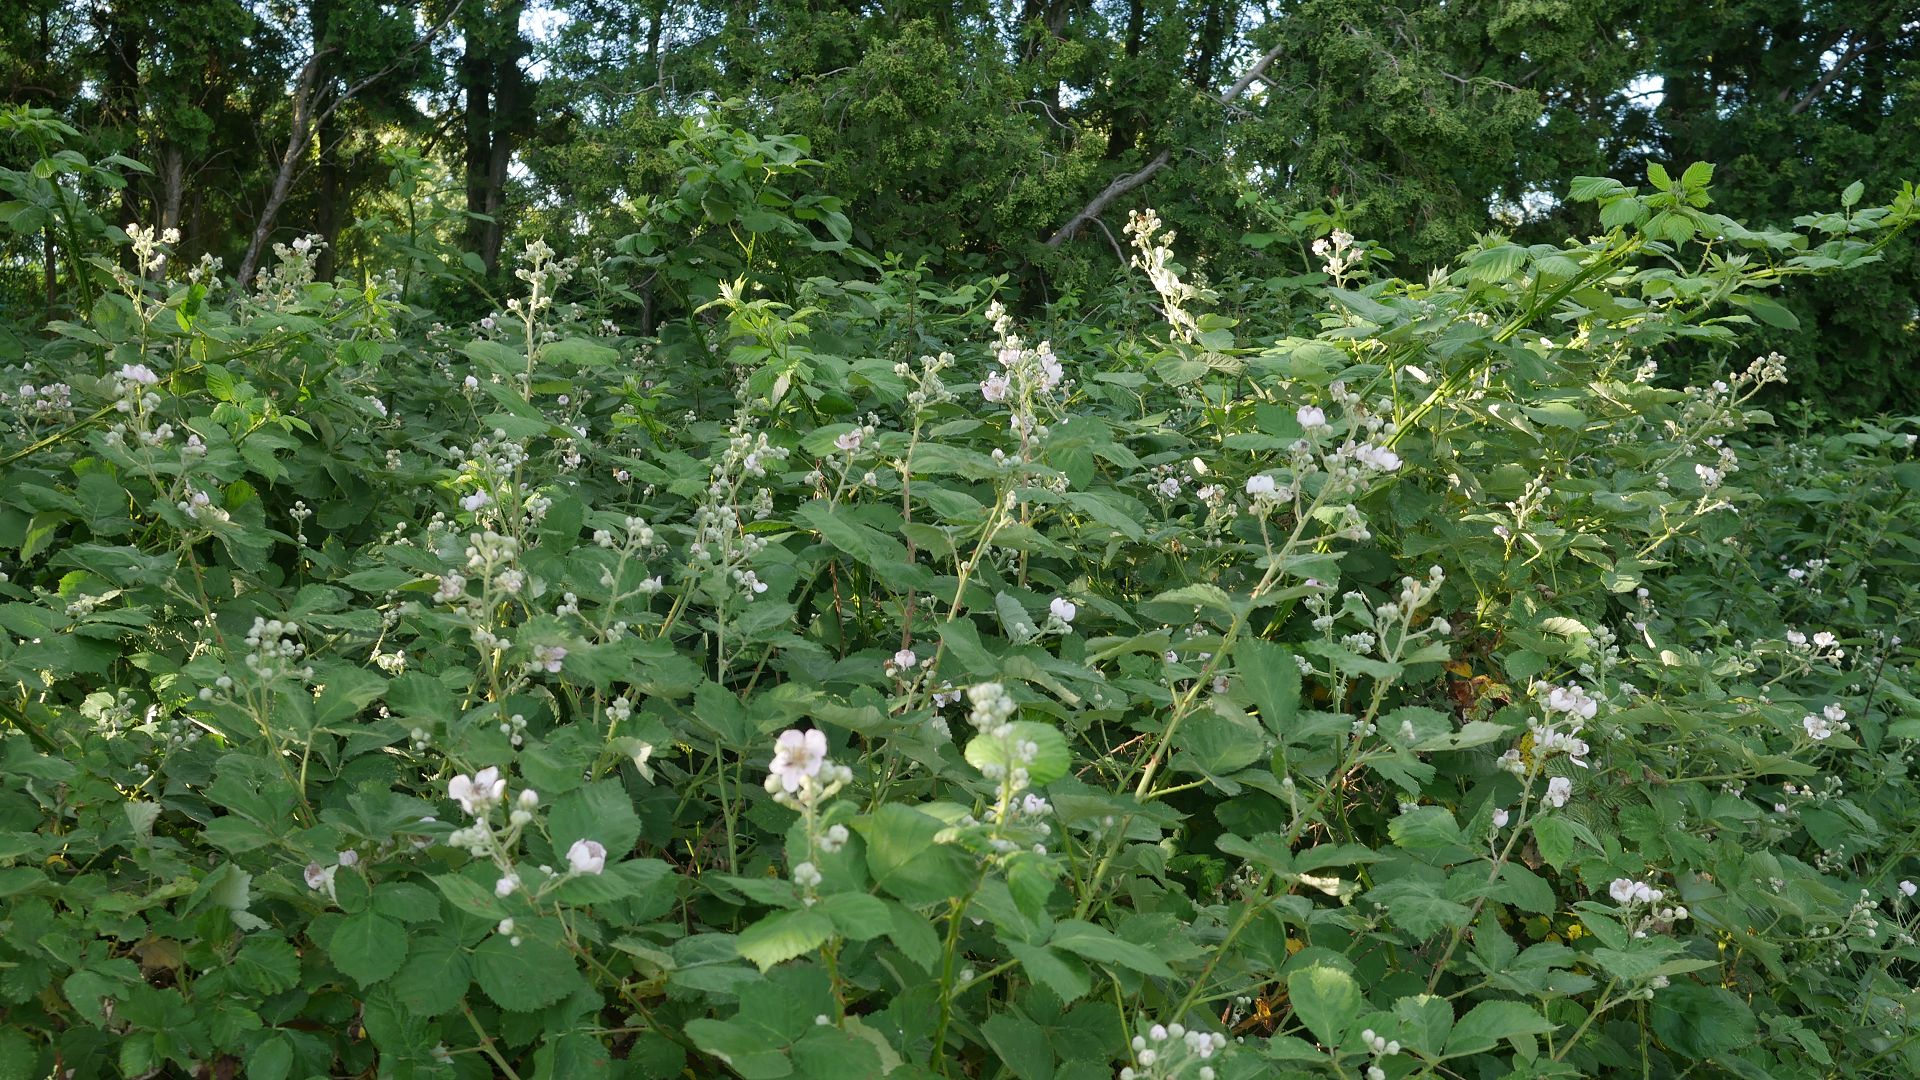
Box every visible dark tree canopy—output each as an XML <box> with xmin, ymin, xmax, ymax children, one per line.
<box><xmin>2</xmin><ymin>0</ymin><xmax>1917</xmax><ymax>405</ymax></box>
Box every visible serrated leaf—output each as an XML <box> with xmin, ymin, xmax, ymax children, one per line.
<box><xmin>389</xmin><ymin>936</ymin><xmax>470</xmax><ymax>1016</ymax></box>
<box><xmin>328</xmin><ymin>912</ymin><xmax>409</xmax><ymax>986</ymax></box>
<box><xmin>964</xmin><ymin>721</ymin><xmax>1070</xmax><ymax>787</ymax></box>
<box><xmin>233</xmin><ymin>936</ymin><xmax>301</xmax><ymax>994</ymax></box>
<box><xmin>1049</xmin><ymin>920</ymin><xmax>1171</xmax><ymax>977</ymax></box>
<box><xmin>685</xmin><ymin>1018</ymin><xmax>793</xmax><ymax>1079</ymax></box>
<box><xmin>736</xmin><ymin>908</ymin><xmax>835</xmax><ymax>971</ymax></box>
<box><xmin>1239</xmin><ymin>639</ymin><xmax>1300</xmax><ymax>735</ymax></box>
<box><xmin>816</xmin><ymin>892</ymin><xmax>890</xmax><ymax>941</ymax></box>
<box><xmin>1287</xmin><ymin>964</ymin><xmax>1361</xmax><ymax>1046</ymax></box>
<box><xmin>1009</xmin><ymin>942</ymin><xmax>1091</xmax><ymax>1003</ymax></box>
<box><xmin>548</xmin><ymin>779</ymin><xmax>642</xmax><ymax>865</ymax></box>
<box><xmin>855</xmin><ymin>804</ymin><xmax>975</xmax><ymax>906</ymax></box>
<box><xmin>470</xmin><ymin>925</ymin><xmax>584</xmax><ymax>1011</ymax></box>
<box><xmin>1446</xmin><ymin>1000</ymin><xmax>1556</xmax><ymax>1055</ymax></box>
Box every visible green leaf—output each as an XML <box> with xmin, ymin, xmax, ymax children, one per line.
<box><xmin>1649</xmin><ymin>985</ymin><xmax>1756</xmax><ymax>1058</ymax></box>
<box><xmin>233</xmin><ymin>936</ymin><xmax>302</xmax><ymax>994</ymax></box>
<box><xmin>1731</xmin><ymin>292</ymin><xmax>1800</xmax><ymax>330</ymax></box>
<box><xmin>981</xmin><ymin>1012</ymin><xmax>1054</xmax><ymax>1080</ymax></box>
<box><xmin>470</xmin><ymin>924</ymin><xmax>585</xmax><ymax>1011</ymax></box>
<box><xmin>885</xmin><ymin>901</ymin><xmax>942</xmax><ymax>969</ymax></box>
<box><xmin>736</xmin><ymin>908</ymin><xmax>835</xmax><ymax>971</ymax></box>
<box><xmin>1368</xmin><ymin>879</ymin><xmax>1473</xmax><ymax>938</ymax></box>
<box><xmin>1145</xmin><ymin>582</ymin><xmax>1236</xmax><ymax>619</ymax></box>
<box><xmin>1176</xmin><ymin>708</ymin><xmax>1267</xmax><ymax>777</ymax></box>
<box><xmin>1287</xmin><ymin>964</ymin><xmax>1362</xmax><ymax>1046</ymax></box>
<box><xmin>389</xmin><ymin>936</ymin><xmax>470</xmax><ymax>1016</ymax></box>
<box><xmin>1391</xmin><ymin>994</ymin><xmax>1455</xmax><ymax>1058</ymax></box>
<box><xmin>1599</xmin><ymin>197</ymin><xmax>1645</xmax><ymax>229</ymax></box>
<box><xmin>1389</xmin><ymin>807</ymin><xmax>1463</xmax><ymax>851</ymax></box>
<box><xmin>1445</xmin><ymin>1000</ymin><xmax>1556</xmax><ymax>1056</ymax></box>
<box><xmin>1531</xmin><ymin>815</ymin><xmax>1575</xmax><ymax>869</ymax></box>
<box><xmin>965</xmin><ymin>721</ymin><xmax>1071</xmax><ymax>787</ymax></box>
<box><xmin>548</xmin><ymin>779</ymin><xmax>641</xmax><ymax>865</ymax></box>
<box><xmin>685</xmin><ymin>1018</ymin><xmax>793</xmax><ymax>1080</ymax></box>
<box><xmin>247</xmin><ymin>1035</ymin><xmax>294</xmax><ymax>1080</ymax></box>
<box><xmin>310</xmin><ymin>665</ymin><xmax>387</xmax><ymax>727</ymax></box>
<box><xmin>328</xmin><ymin>911</ymin><xmax>409</xmax><ymax>986</ymax></box>
<box><xmin>554</xmin><ymin>858</ymin><xmax>675</xmax><ymax>907</ymax></box>
<box><xmin>855</xmin><ymin>804</ymin><xmax>975</xmax><ymax>905</ymax></box>
<box><xmin>1239</xmin><ymin>639</ymin><xmax>1300</xmax><ymax>735</ymax></box>
<box><xmin>793</xmin><ymin>500</ymin><xmax>910</xmax><ymax>574</ymax></box>
<box><xmin>540</xmin><ymin>337</ymin><xmax>620</xmax><ymax>367</ymax></box>
<box><xmin>1568</xmin><ymin>176</ymin><xmax>1627</xmax><ymax>202</ymax></box>
<box><xmin>432</xmin><ymin>869</ymin><xmax>506</xmax><ymax>919</ymax></box>
<box><xmin>816</xmin><ymin>892</ymin><xmax>890</xmax><ymax>942</ymax></box>
<box><xmin>1009</xmin><ymin>942</ymin><xmax>1091</xmax><ymax>1003</ymax></box>
<box><xmin>1488</xmin><ymin>864</ymin><xmax>1557</xmax><ymax>914</ymax></box>
<box><xmin>463</xmin><ymin>338</ymin><xmax>525</xmax><ymax>373</ymax></box>
<box><xmin>1049</xmin><ymin>920</ymin><xmax>1172</xmax><ymax>977</ymax></box>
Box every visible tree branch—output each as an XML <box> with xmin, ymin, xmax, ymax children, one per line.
<box><xmin>235</xmin><ymin>1</ymin><xmax>467</xmax><ymax>287</ymax></box>
<box><xmin>1046</xmin><ymin>39</ymin><xmax>1284</xmax><ymax>249</ymax></box>
<box><xmin>1220</xmin><ymin>40</ymin><xmax>1287</xmax><ymax>105</ymax></box>
<box><xmin>1045</xmin><ymin>149</ymin><xmax>1170</xmax><ymax>248</ymax></box>
<box><xmin>1791</xmin><ymin>35</ymin><xmax>1877</xmax><ymax>116</ymax></box>
<box><xmin>236</xmin><ymin>50</ymin><xmax>325</xmax><ymax>288</ymax></box>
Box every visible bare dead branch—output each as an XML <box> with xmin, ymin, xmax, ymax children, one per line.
<box><xmin>1047</xmin><ymin>37</ymin><xmax>1287</xmax><ymax>248</ymax></box>
<box><xmin>1045</xmin><ymin>149</ymin><xmax>1171</xmax><ymax>248</ymax></box>
<box><xmin>1791</xmin><ymin>35</ymin><xmax>1878</xmax><ymax>115</ymax></box>
<box><xmin>1219</xmin><ymin>40</ymin><xmax>1287</xmax><ymax>105</ymax></box>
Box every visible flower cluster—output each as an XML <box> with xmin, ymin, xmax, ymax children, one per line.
<box><xmin>257</xmin><ymin>235</ymin><xmax>326</xmax><ymax>302</ymax></box>
<box><xmin>764</xmin><ymin>728</ymin><xmax>855</xmax><ymax>901</ymax></box>
<box><xmin>1607</xmin><ymin>875</ymin><xmax>1691</xmax><ymax>954</ymax></box>
<box><xmin>1499</xmin><ymin>680</ymin><xmax>1602</xmax><ymax>800</ymax></box>
<box><xmin>1802</xmin><ymin>703</ymin><xmax>1848</xmax><ymax>741</ymax></box>
<box><xmin>690</xmin><ymin>417</ymin><xmax>788</xmax><ymax>601</ymax></box>
<box><xmin>175</xmin><ymin>487</ymin><xmax>230</xmax><ymax>526</ymax></box>
<box><xmin>1125</xmin><ymin>209</ymin><xmax>1212</xmax><ymax>345</ymax></box>
<box><xmin>976</xmin><ymin>300</ymin><xmax>1069</xmax><ymax>457</ymax></box>
<box><xmin>126</xmin><ymin>224</ymin><xmax>180</xmax><ymax>274</ymax></box>
<box><xmin>967</xmin><ymin>681</ymin><xmax>1018</xmax><ymax>736</ymax></box>
<box><xmin>1355</xmin><ymin>1028</ymin><xmax>1402</xmax><ymax>1080</ymax></box>
<box><xmin>436</xmin><ymin>764</ymin><xmax>608</xmax><ymax>922</ymax></box>
<box><xmin>1313</xmin><ymin>228</ymin><xmax>1362</xmax><ymax>282</ymax></box>
<box><xmin>1119</xmin><ymin>1020</ymin><xmax>1230</xmax><ymax>1080</ymax></box>
<box><xmin>764</xmin><ymin>729</ymin><xmax>838</xmax><ymax>799</ymax></box>
<box><xmin>890</xmin><ymin>350</ymin><xmax>958</xmax><ymax>413</ymax></box>
<box><xmin>0</xmin><ymin>380</ymin><xmax>74</xmax><ymax>427</ymax></box>
<box><xmin>243</xmin><ymin>618</ymin><xmax>310</xmax><ymax>682</ymax></box>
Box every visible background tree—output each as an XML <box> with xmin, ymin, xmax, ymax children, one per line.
<box><xmin>1</xmin><ymin>0</ymin><xmax>1915</xmax><ymax>405</ymax></box>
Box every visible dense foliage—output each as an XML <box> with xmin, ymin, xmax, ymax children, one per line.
<box><xmin>2</xmin><ymin>93</ymin><xmax>1920</xmax><ymax>1080</ymax></box>
<box><xmin>3</xmin><ymin>1</ymin><xmax>1918</xmax><ymax>408</ymax></box>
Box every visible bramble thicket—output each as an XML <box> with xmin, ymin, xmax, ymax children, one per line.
<box><xmin>3</xmin><ymin>8</ymin><xmax>1920</xmax><ymax>1080</ymax></box>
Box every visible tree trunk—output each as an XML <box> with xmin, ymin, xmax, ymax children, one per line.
<box><xmin>158</xmin><ymin>143</ymin><xmax>184</xmax><ymax>268</ymax></box>
<box><xmin>1105</xmin><ymin>0</ymin><xmax>1148</xmax><ymax>158</ymax></box>
<box><xmin>462</xmin><ymin>0</ymin><xmax>530</xmax><ymax>272</ymax></box>
<box><xmin>648</xmin><ymin>0</ymin><xmax>666</xmax><ymax>90</ymax></box>
<box><xmin>1189</xmin><ymin>0</ymin><xmax>1232</xmax><ymax>93</ymax></box>
<box><xmin>315</xmin><ymin>108</ymin><xmax>344</xmax><ymax>280</ymax></box>
<box><xmin>99</xmin><ymin>2</ymin><xmax>144</xmax><ymax>231</ymax></box>
<box><xmin>462</xmin><ymin>21</ymin><xmax>496</xmax><ymax>260</ymax></box>
<box><xmin>237</xmin><ymin>53</ymin><xmax>324</xmax><ymax>288</ymax></box>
